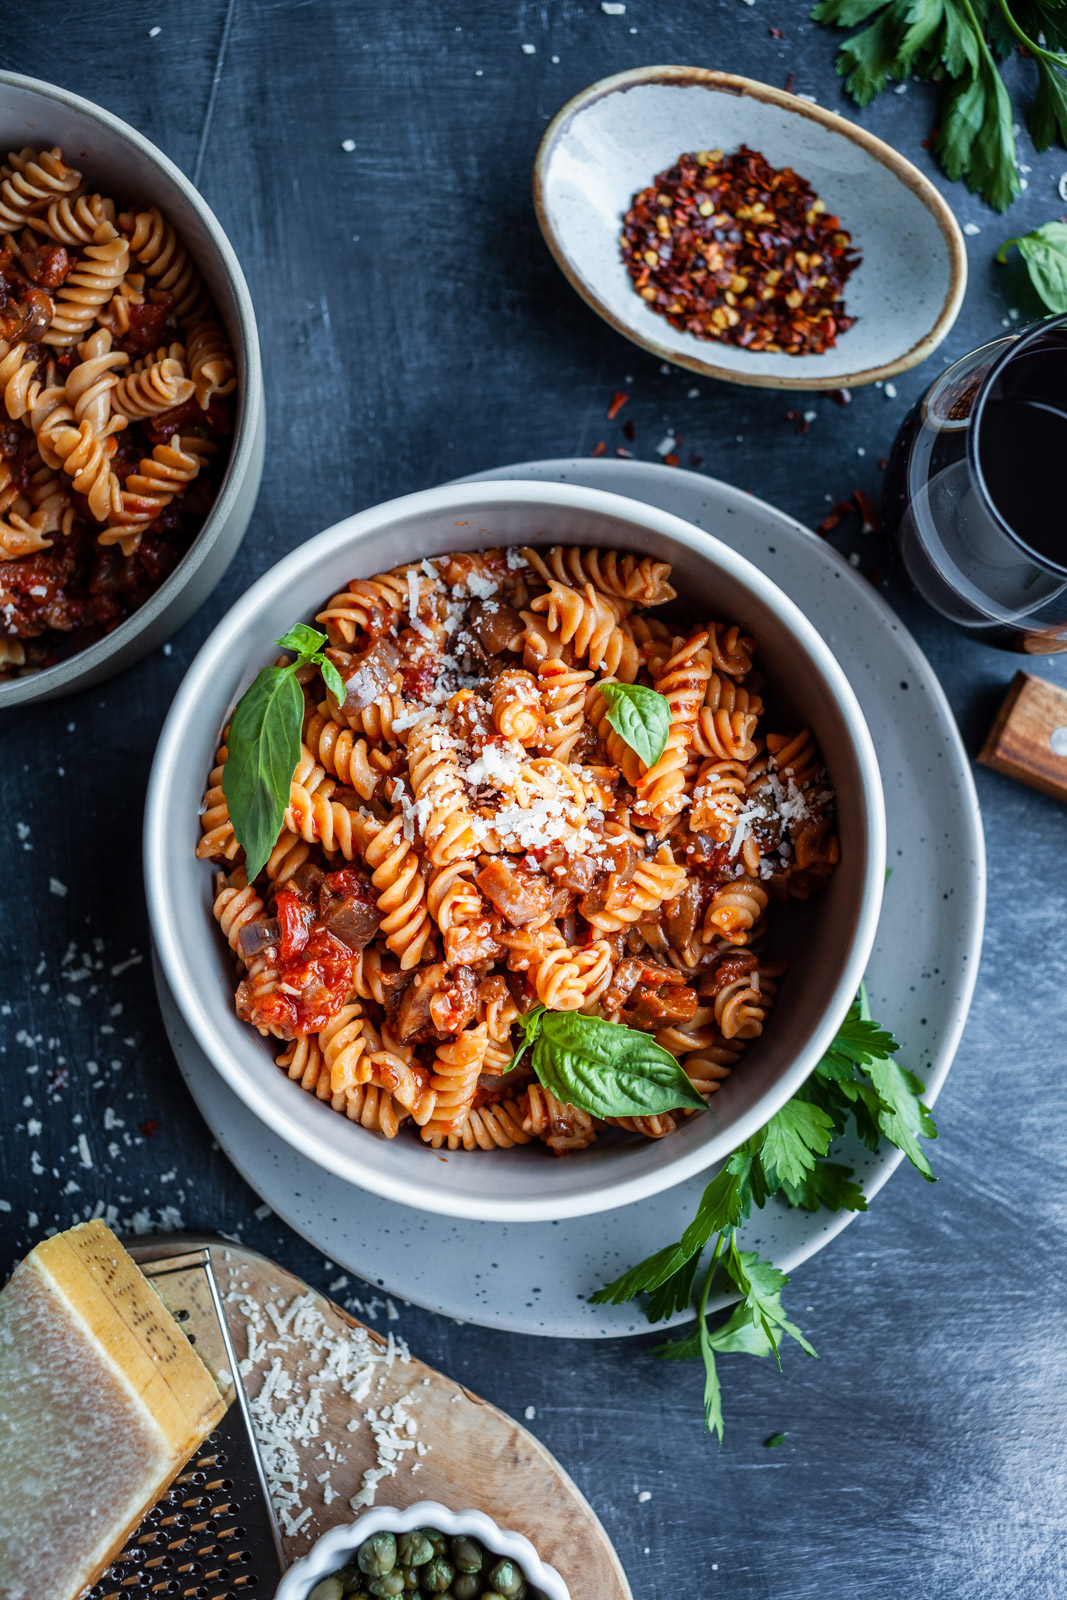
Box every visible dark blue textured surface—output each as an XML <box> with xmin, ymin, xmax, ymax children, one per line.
<box><xmin>3</xmin><ymin>5</ymin><xmax>1067</xmax><ymax>1597</ymax></box>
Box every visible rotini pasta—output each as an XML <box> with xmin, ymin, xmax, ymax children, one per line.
<box><xmin>200</xmin><ymin>545</ymin><xmax>839</xmax><ymax>1157</ymax></box>
<box><xmin>0</xmin><ymin>145</ymin><xmax>237</xmax><ymax>679</ymax></box>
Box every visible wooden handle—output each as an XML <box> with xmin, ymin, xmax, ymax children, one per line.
<box><xmin>979</xmin><ymin>671</ymin><xmax>1067</xmax><ymax>802</ymax></box>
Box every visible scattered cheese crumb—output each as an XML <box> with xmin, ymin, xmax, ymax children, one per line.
<box><xmin>148</xmin><ymin>24</ymin><xmax>161</xmax><ymax>36</ymax></box>
<box><xmin>601</xmin><ymin>1</ymin><xmax>626</xmax><ymax>11</ymax></box>
<box><xmin>341</xmin><ymin>138</ymin><xmax>356</xmax><ymax>152</ymax></box>
<box><xmin>49</xmin><ymin>878</ymin><xmax>68</xmax><ymax>898</ymax></box>
<box><xmin>884</xmin><ymin>382</ymin><xmax>897</xmax><ymax>399</ymax></box>
<box><xmin>521</xmin><ymin>42</ymin><xmax>536</xmax><ymax>53</ymax></box>
<box><xmin>963</xmin><ymin>221</ymin><xmax>981</xmax><ymax>236</ymax></box>
<box><xmin>524</xmin><ymin>1405</ymin><xmax>536</xmax><ymax>1420</ymax></box>
<box><xmin>637</xmin><ymin>1489</ymin><xmax>652</xmax><ymax>1502</ymax></box>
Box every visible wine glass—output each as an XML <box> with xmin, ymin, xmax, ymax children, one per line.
<box><xmin>883</xmin><ymin>311</ymin><xmax>1067</xmax><ymax>653</ymax></box>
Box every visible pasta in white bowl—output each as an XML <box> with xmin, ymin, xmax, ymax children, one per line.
<box><xmin>145</xmin><ymin>479</ymin><xmax>885</xmax><ymax>1223</ymax></box>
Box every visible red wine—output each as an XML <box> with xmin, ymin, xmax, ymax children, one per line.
<box><xmin>978</xmin><ymin>393</ymin><xmax>1067</xmax><ymax>570</ymax></box>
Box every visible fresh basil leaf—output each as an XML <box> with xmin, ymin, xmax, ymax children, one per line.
<box><xmin>599</xmin><ymin>681</ymin><xmax>671</xmax><ymax>768</ymax></box>
<box><xmin>533</xmin><ymin>1011</ymin><xmax>706</xmax><ymax>1120</ymax></box>
<box><xmin>500</xmin><ymin>1005</ymin><xmax>545</xmax><ymax>1076</ymax></box>
<box><xmin>222</xmin><ymin>665</ymin><xmax>304</xmax><ymax>883</ymax></box>
<box><xmin>276</xmin><ymin>622</ymin><xmax>328</xmax><ymax>660</ymax></box>
<box><xmin>998</xmin><ymin>220</ymin><xmax>1067</xmax><ymax>312</ymax></box>
<box><xmin>318</xmin><ymin>656</ymin><xmax>346</xmax><ymax>704</ymax></box>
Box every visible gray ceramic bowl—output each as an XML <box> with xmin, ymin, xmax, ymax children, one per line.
<box><xmin>0</xmin><ymin>70</ymin><xmax>264</xmax><ymax>707</ymax></box>
<box><xmin>145</xmin><ymin>479</ymin><xmax>885</xmax><ymax>1224</ymax></box>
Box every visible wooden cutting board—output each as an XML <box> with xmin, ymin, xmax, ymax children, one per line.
<box><xmin>133</xmin><ymin>1235</ymin><xmax>631</xmax><ymax>1600</ymax></box>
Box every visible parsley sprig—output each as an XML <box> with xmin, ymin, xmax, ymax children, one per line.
<box><xmin>813</xmin><ymin>0</ymin><xmax>1067</xmax><ymax>211</ymax></box>
<box><xmin>591</xmin><ymin>988</ymin><xmax>937</xmax><ymax>1440</ymax></box>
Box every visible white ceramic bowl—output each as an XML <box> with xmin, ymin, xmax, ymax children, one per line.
<box><xmin>144</xmin><ymin>479</ymin><xmax>885</xmax><ymax>1223</ymax></box>
<box><xmin>273</xmin><ymin>1502</ymin><xmax>570</xmax><ymax>1600</ymax></box>
<box><xmin>534</xmin><ymin>66</ymin><xmax>967</xmax><ymax>390</ymax></box>
<box><xmin>0</xmin><ymin>70</ymin><xmax>265</xmax><ymax>706</ymax></box>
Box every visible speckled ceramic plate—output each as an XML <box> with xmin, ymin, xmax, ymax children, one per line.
<box><xmin>156</xmin><ymin>459</ymin><xmax>985</xmax><ymax>1337</ymax></box>
<box><xmin>534</xmin><ymin>67</ymin><xmax>967</xmax><ymax>390</ymax></box>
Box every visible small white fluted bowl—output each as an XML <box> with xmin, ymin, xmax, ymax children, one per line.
<box><xmin>145</xmin><ymin>478</ymin><xmax>885</xmax><ymax>1223</ymax></box>
<box><xmin>272</xmin><ymin>1501</ymin><xmax>570</xmax><ymax>1600</ymax></box>
<box><xmin>0</xmin><ymin>70</ymin><xmax>264</xmax><ymax>706</ymax></box>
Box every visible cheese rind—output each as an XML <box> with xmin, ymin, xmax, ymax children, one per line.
<box><xmin>0</xmin><ymin>1220</ymin><xmax>226</xmax><ymax>1600</ymax></box>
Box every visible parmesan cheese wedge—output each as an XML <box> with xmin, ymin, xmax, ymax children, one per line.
<box><xmin>0</xmin><ymin>1219</ymin><xmax>226</xmax><ymax>1600</ymax></box>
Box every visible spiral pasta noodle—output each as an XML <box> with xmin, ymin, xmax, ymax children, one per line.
<box><xmin>1</xmin><ymin>146</ymin><xmax>237</xmax><ymax>679</ymax></box>
<box><xmin>201</xmin><ymin>544</ymin><xmax>839</xmax><ymax>1156</ymax></box>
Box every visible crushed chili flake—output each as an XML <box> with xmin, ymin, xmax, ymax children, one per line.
<box><xmin>621</xmin><ymin>417</ymin><xmax>636</xmax><ymax>441</ymax></box>
<box><xmin>769</xmin><ymin>26</ymin><xmax>786</xmax><ymax>38</ymax></box>
<box><xmin>828</xmin><ymin>387</ymin><xmax>852</xmax><ymax>406</ymax></box>
<box><xmin>591</xmin><ymin>440</ymin><xmax>608</xmax><ymax>456</ymax></box>
<box><xmin>785</xmin><ymin>70</ymin><xmax>796</xmax><ymax>93</ymax></box>
<box><xmin>620</xmin><ymin>145</ymin><xmax>859</xmax><ymax>357</ymax></box>
<box><xmin>785</xmin><ymin>409</ymin><xmax>810</xmax><ymax>435</ymax></box>
<box><xmin>854</xmin><ymin>487</ymin><xmax>880</xmax><ymax>534</ymax></box>
<box><xmin>141</xmin><ymin>1120</ymin><xmax>159</xmax><ymax>1138</ymax></box>
<box><xmin>606</xmin><ymin>389</ymin><xmax>629</xmax><ymax>420</ymax></box>
<box><xmin>664</xmin><ymin>452</ymin><xmax>680</xmax><ymax>467</ymax></box>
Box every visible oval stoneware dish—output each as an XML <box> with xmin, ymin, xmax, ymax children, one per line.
<box><xmin>534</xmin><ymin>66</ymin><xmax>967</xmax><ymax>391</ymax></box>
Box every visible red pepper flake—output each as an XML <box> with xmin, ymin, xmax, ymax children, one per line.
<box><xmin>785</xmin><ymin>409</ymin><xmax>810</xmax><ymax>435</ymax></box>
<box><xmin>854</xmin><ymin>487</ymin><xmax>880</xmax><ymax>534</ymax></box>
<box><xmin>664</xmin><ymin>452</ymin><xmax>680</xmax><ymax>467</ymax></box>
<box><xmin>620</xmin><ymin>145</ymin><xmax>859</xmax><ymax>357</ymax></box>
<box><xmin>877</xmin><ymin>455</ymin><xmax>888</xmax><ymax>471</ymax></box>
<box><xmin>827</xmin><ymin>387</ymin><xmax>852</xmax><ymax>406</ymax></box>
<box><xmin>615</xmin><ymin>445</ymin><xmax>633</xmax><ymax>458</ymax></box>
<box><xmin>817</xmin><ymin>498</ymin><xmax>855</xmax><ymax>535</ymax></box>
<box><xmin>690</xmin><ymin>451</ymin><xmax>704</xmax><ymax>467</ymax></box>
<box><xmin>622</xmin><ymin>417</ymin><xmax>636</xmax><ymax>441</ymax></box>
<box><xmin>606</xmin><ymin>390</ymin><xmax>629</xmax><ymax>420</ymax></box>
<box><xmin>785</xmin><ymin>70</ymin><xmax>796</xmax><ymax>93</ymax></box>
<box><xmin>769</xmin><ymin>26</ymin><xmax>785</xmax><ymax>37</ymax></box>
<box><xmin>141</xmin><ymin>1119</ymin><xmax>159</xmax><ymax>1138</ymax></box>
<box><xmin>591</xmin><ymin>440</ymin><xmax>608</xmax><ymax>456</ymax></box>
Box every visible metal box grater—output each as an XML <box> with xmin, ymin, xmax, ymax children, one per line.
<box><xmin>89</xmin><ymin>1246</ymin><xmax>286</xmax><ymax>1600</ymax></box>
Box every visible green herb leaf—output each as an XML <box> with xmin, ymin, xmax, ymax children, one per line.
<box><xmin>813</xmin><ymin>0</ymin><xmax>1025</xmax><ymax>210</ymax></box>
<box><xmin>725</xmin><ymin>1242</ymin><xmax>818</xmax><ymax>1365</ymax></box>
<box><xmin>319</xmin><ymin>656</ymin><xmax>346</xmax><ymax>704</ymax></box>
<box><xmin>998</xmin><ymin>220</ymin><xmax>1067</xmax><ymax>312</ymax></box>
<box><xmin>780</xmin><ymin>1160</ymin><xmax>869</xmax><ymax>1213</ymax></box>
<box><xmin>222</xmin><ymin>666</ymin><xmax>305</xmax><ymax>883</ymax></box>
<box><xmin>532</xmin><ymin>1011</ymin><xmax>707</xmax><ymax>1121</ymax></box>
<box><xmin>591</xmin><ymin>1143</ymin><xmax>757</xmax><ymax>1306</ymax></box>
<box><xmin>599</xmin><ymin>681</ymin><xmax>671</xmax><ymax>768</ymax></box>
<box><xmin>276</xmin><ymin>623</ymin><xmax>328</xmax><ymax>659</ymax></box>
<box><xmin>938</xmin><ymin>48</ymin><xmax>1020</xmax><ymax>212</ymax></box>
<box><xmin>865</xmin><ymin>1056</ymin><xmax>937</xmax><ymax>1179</ymax></box>
<box><xmin>764</xmin><ymin>1432</ymin><xmax>788</xmax><ymax>1448</ymax></box>
<box><xmin>758</xmin><ymin>1100</ymin><xmax>836</xmax><ymax>1189</ymax></box>
<box><xmin>501</xmin><ymin>1005</ymin><xmax>546</xmax><ymax>1076</ymax></box>
<box><xmin>1031</xmin><ymin>58</ymin><xmax>1067</xmax><ymax>152</ymax></box>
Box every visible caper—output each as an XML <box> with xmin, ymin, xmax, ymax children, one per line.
<box><xmin>358</xmin><ymin>1532</ymin><xmax>398</xmax><ymax>1577</ymax></box>
<box><xmin>334</xmin><ymin>1566</ymin><xmax>363</xmax><ymax>1594</ymax></box>
<box><xmin>419</xmin><ymin>1528</ymin><xmax>449</xmax><ymax>1558</ymax></box>
<box><xmin>397</xmin><ymin>1531</ymin><xmax>435</xmax><ymax>1568</ymax></box>
<box><xmin>367</xmin><ymin>1574</ymin><xmax>405</xmax><ymax>1600</ymax></box>
<box><xmin>452</xmin><ymin>1574</ymin><xmax>484</xmax><ymax>1600</ymax></box>
<box><xmin>309</xmin><ymin>1580</ymin><xmax>344</xmax><ymax>1600</ymax></box>
<box><xmin>481</xmin><ymin>1593</ymin><xmax>506</xmax><ymax>1599</ymax></box>
<box><xmin>486</xmin><ymin>1562</ymin><xmax>526</xmax><ymax>1600</ymax></box>
<box><xmin>398</xmin><ymin>1567</ymin><xmax>421</xmax><ymax>1591</ymax></box>
<box><xmin>421</xmin><ymin>1556</ymin><xmax>456</xmax><ymax>1593</ymax></box>
<box><xmin>451</xmin><ymin>1537</ymin><xmax>484</xmax><ymax>1574</ymax></box>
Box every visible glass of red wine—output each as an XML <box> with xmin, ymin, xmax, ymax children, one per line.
<box><xmin>883</xmin><ymin>311</ymin><xmax>1067</xmax><ymax>653</ymax></box>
